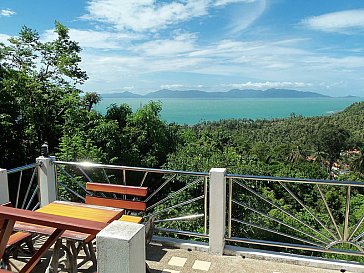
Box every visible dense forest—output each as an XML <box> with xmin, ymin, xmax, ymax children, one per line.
<box><xmin>2</xmin><ymin>24</ymin><xmax>364</xmax><ymax>259</ymax></box>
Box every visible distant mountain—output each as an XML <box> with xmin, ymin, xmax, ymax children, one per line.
<box><xmin>102</xmin><ymin>91</ymin><xmax>142</xmax><ymax>98</ymax></box>
<box><xmin>102</xmin><ymin>89</ymin><xmax>329</xmax><ymax>99</ymax></box>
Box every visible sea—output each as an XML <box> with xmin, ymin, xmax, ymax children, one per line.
<box><xmin>95</xmin><ymin>97</ymin><xmax>363</xmax><ymax>125</ymax></box>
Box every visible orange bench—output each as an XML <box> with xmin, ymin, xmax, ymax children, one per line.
<box><xmin>85</xmin><ymin>182</ymin><xmax>155</xmax><ymax>245</ymax></box>
<box><xmin>86</xmin><ymin>182</ymin><xmax>148</xmax><ymax>224</ymax></box>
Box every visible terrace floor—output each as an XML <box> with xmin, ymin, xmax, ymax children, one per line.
<box><xmin>8</xmin><ymin>236</ymin><xmax>360</xmax><ymax>273</ymax></box>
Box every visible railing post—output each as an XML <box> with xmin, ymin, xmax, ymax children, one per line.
<box><xmin>97</xmin><ymin>221</ymin><xmax>146</xmax><ymax>273</ymax></box>
<box><xmin>0</xmin><ymin>168</ymin><xmax>10</xmax><ymax>204</ymax></box>
<box><xmin>37</xmin><ymin>155</ymin><xmax>57</xmax><ymax>207</ymax></box>
<box><xmin>209</xmin><ymin>168</ymin><xmax>226</xmax><ymax>255</ymax></box>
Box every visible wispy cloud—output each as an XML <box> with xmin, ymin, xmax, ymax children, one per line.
<box><xmin>132</xmin><ymin>33</ymin><xmax>197</xmax><ymax>56</ymax></box>
<box><xmin>42</xmin><ymin>28</ymin><xmax>142</xmax><ymax>49</ymax></box>
<box><xmin>302</xmin><ymin>9</ymin><xmax>364</xmax><ymax>33</ymax></box>
<box><xmin>82</xmin><ymin>0</ymin><xmax>209</xmax><ymax>32</ymax></box>
<box><xmin>227</xmin><ymin>0</ymin><xmax>266</xmax><ymax>34</ymax></box>
<box><xmin>0</xmin><ymin>9</ymin><xmax>16</xmax><ymax>17</ymax></box>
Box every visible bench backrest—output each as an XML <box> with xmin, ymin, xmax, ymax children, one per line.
<box><xmin>85</xmin><ymin>182</ymin><xmax>148</xmax><ymax>212</ymax></box>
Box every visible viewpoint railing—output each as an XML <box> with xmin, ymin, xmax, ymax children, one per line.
<box><xmin>3</xmin><ymin>157</ymin><xmax>364</xmax><ymax>260</ymax></box>
<box><xmin>53</xmin><ymin>160</ymin><xmax>210</xmax><ymax>239</ymax></box>
<box><xmin>226</xmin><ymin>174</ymin><xmax>364</xmax><ymax>258</ymax></box>
<box><xmin>0</xmin><ymin>163</ymin><xmax>39</xmax><ymax>210</ymax></box>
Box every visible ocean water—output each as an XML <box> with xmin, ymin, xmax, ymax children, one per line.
<box><xmin>95</xmin><ymin>97</ymin><xmax>363</xmax><ymax>125</ymax></box>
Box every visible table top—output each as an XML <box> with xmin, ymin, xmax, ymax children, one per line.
<box><xmin>14</xmin><ymin>201</ymin><xmax>124</xmax><ymax>241</ymax></box>
<box><xmin>37</xmin><ymin>201</ymin><xmax>123</xmax><ymax>223</ymax></box>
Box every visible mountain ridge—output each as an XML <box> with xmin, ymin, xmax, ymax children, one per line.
<box><xmin>101</xmin><ymin>88</ymin><xmax>330</xmax><ymax>99</ymax></box>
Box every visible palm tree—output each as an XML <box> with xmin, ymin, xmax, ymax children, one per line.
<box><xmin>84</xmin><ymin>92</ymin><xmax>101</xmax><ymax>111</ymax></box>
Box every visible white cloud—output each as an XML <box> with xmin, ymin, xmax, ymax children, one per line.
<box><xmin>214</xmin><ymin>0</ymin><xmax>256</xmax><ymax>6</ymax></box>
<box><xmin>132</xmin><ymin>33</ymin><xmax>197</xmax><ymax>56</ymax></box>
<box><xmin>222</xmin><ymin>81</ymin><xmax>312</xmax><ymax>89</ymax></box>
<box><xmin>302</xmin><ymin>9</ymin><xmax>364</xmax><ymax>33</ymax></box>
<box><xmin>0</xmin><ymin>9</ymin><xmax>16</xmax><ymax>17</ymax></box>
<box><xmin>0</xmin><ymin>34</ymin><xmax>11</xmax><ymax>44</ymax></box>
<box><xmin>122</xmin><ymin>86</ymin><xmax>135</xmax><ymax>91</ymax></box>
<box><xmin>42</xmin><ymin>28</ymin><xmax>141</xmax><ymax>49</ymax></box>
<box><xmin>160</xmin><ymin>84</ymin><xmax>184</xmax><ymax>89</ymax></box>
<box><xmin>82</xmin><ymin>0</ymin><xmax>209</xmax><ymax>32</ymax></box>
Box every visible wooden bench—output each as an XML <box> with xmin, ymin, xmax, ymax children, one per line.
<box><xmin>86</xmin><ymin>182</ymin><xmax>148</xmax><ymax>224</ymax></box>
<box><xmin>0</xmin><ymin>206</ymin><xmax>107</xmax><ymax>273</ymax></box>
<box><xmin>85</xmin><ymin>182</ymin><xmax>155</xmax><ymax>245</ymax></box>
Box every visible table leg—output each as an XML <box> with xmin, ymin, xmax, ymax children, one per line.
<box><xmin>0</xmin><ymin>219</ymin><xmax>15</xmax><ymax>260</ymax></box>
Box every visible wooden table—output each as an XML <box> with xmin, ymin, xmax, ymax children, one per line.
<box><xmin>0</xmin><ymin>205</ymin><xmax>110</xmax><ymax>273</ymax></box>
<box><xmin>12</xmin><ymin>201</ymin><xmax>124</xmax><ymax>272</ymax></box>
<box><xmin>16</xmin><ymin>201</ymin><xmax>124</xmax><ymax>241</ymax></box>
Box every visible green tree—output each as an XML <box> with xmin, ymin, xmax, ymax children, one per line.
<box><xmin>312</xmin><ymin>124</ymin><xmax>350</xmax><ymax>178</ymax></box>
<box><xmin>0</xmin><ymin>22</ymin><xmax>87</xmax><ymax>162</ymax></box>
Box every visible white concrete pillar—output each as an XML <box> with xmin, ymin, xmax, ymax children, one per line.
<box><xmin>209</xmin><ymin>168</ymin><xmax>227</xmax><ymax>255</ymax></box>
<box><xmin>97</xmin><ymin>221</ymin><xmax>146</xmax><ymax>273</ymax></box>
<box><xmin>0</xmin><ymin>169</ymin><xmax>10</xmax><ymax>204</ymax></box>
<box><xmin>37</xmin><ymin>156</ymin><xmax>57</xmax><ymax>207</ymax></box>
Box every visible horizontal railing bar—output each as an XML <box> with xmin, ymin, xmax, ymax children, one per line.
<box><xmin>54</xmin><ymin>161</ymin><xmax>209</xmax><ymax>177</ymax></box>
<box><xmin>226</xmin><ymin>237</ymin><xmax>364</xmax><ymax>257</ymax></box>
<box><xmin>226</xmin><ymin>174</ymin><xmax>364</xmax><ymax>187</ymax></box>
<box><xmin>155</xmin><ymin>227</ymin><xmax>208</xmax><ymax>239</ymax></box>
<box><xmin>155</xmin><ymin>214</ymin><xmax>204</xmax><ymax>223</ymax></box>
<box><xmin>8</xmin><ymin>163</ymin><xmax>38</xmax><ymax>174</ymax></box>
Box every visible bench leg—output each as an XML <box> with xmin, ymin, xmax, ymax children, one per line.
<box><xmin>66</xmin><ymin>241</ymin><xmax>77</xmax><ymax>273</ymax></box>
<box><xmin>47</xmin><ymin>239</ymin><xmax>62</xmax><ymax>273</ymax></box>
<box><xmin>87</xmin><ymin>242</ymin><xmax>97</xmax><ymax>266</ymax></box>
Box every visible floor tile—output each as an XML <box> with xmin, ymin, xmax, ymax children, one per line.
<box><xmin>168</xmin><ymin>256</ymin><xmax>187</xmax><ymax>267</ymax></box>
<box><xmin>192</xmin><ymin>260</ymin><xmax>211</xmax><ymax>271</ymax></box>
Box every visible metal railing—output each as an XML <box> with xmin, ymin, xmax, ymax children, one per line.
<box><xmin>54</xmin><ymin>161</ymin><xmax>209</xmax><ymax>239</ymax></box>
<box><xmin>226</xmin><ymin>174</ymin><xmax>364</xmax><ymax>258</ymax></box>
<box><xmin>7</xmin><ymin>163</ymin><xmax>40</xmax><ymax>210</ymax></box>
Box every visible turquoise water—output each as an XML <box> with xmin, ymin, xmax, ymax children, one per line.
<box><xmin>95</xmin><ymin>97</ymin><xmax>363</xmax><ymax>125</ymax></box>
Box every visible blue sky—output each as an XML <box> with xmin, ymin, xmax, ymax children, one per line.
<box><xmin>0</xmin><ymin>0</ymin><xmax>364</xmax><ymax>96</ymax></box>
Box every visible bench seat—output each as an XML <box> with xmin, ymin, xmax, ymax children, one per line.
<box><xmin>119</xmin><ymin>215</ymin><xmax>143</xmax><ymax>224</ymax></box>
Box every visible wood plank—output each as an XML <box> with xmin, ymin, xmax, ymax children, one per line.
<box><xmin>0</xmin><ymin>206</ymin><xmax>107</xmax><ymax>235</ymax></box>
<box><xmin>86</xmin><ymin>196</ymin><xmax>146</xmax><ymax>211</ymax></box>
<box><xmin>119</xmin><ymin>215</ymin><xmax>143</xmax><ymax>224</ymax></box>
<box><xmin>86</xmin><ymin>182</ymin><xmax>148</xmax><ymax>197</ymax></box>
<box><xmin>6</xmin><ymin>231</ymin><xmax>31</xmax><ymax>247</ymax></box>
